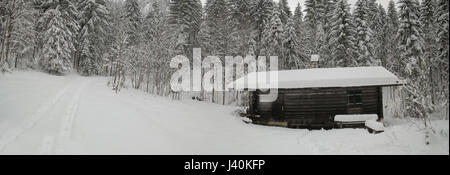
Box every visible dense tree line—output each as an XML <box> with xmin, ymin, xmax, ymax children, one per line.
<box><xmin>0</xmin><ymin>0</ymin><xmax>448</xmax><ymax>120</ymax></box>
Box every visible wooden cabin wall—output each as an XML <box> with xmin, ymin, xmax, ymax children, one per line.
<box><xmin>250</xmin><ymin>87</ymin><xmax>383</xmax><ymax>125</ymax></box>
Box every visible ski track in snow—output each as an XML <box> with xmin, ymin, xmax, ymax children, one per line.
<box><xmin>38</xmin><ymin>135</ymin><xmax>55</xmax><ymax>155</ymax></box>
<box><xmin>54</xmin><ymin>79</ymin><xmax>90</xmax><ymax>154</ymax></box>
<box><xmin>0</xmin><ymin>78</ymin><xmax>80</xmax><ymax>152</ymax></box>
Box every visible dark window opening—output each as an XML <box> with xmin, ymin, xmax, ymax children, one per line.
<box><xmin>347</xmin><ymin>90</ymin><xmax>362</xmax><ymax>105</ymax></box>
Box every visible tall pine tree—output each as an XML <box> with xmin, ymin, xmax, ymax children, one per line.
<box><xmin>397</xmin><ymin>0</ymin><xmax>433</xmax><ymax>141</ymax></box>
<box><xmin>353</xmin><ymin>0</ymin><xmax>375</xmax><ymax>66</ymax></box>
<box><xmin>77</xmin><ymin>0</ymin><xmax>111</xmax><ymax>76</ymax></box>
<box><xmin>278</xmin><ymin>0</ymin><xmax>291</xmax><ymax>25</ymax></box>
<box><xmin>420</xmin><ymin>0</ymin><xmax>438</xmax><ymax>103</ymax></box>
<box><xmin>39</xmin><ymin>0</ymin><xmax>79</xmax><ymax>74</ymax></box>
<box><xmin>124</xmin><ymin>0</ymin><xmax>142</xmax><ymax>47</ymax></box>
<box><xmin>434</xmin><ymin>0</ymin><xmax>449</xmax><ymax>103</ymax></box>
<box><xmin>328</xmin><ymin>0</ymin><xmax>356</xmax><ymax>67</ymax></box>
<box><xmin>386</xmin><ymin>0</ymin><xmax>400</xmax><ymax>72</ymax></box>
<box><xmin>373</xmin><ymin>4</ymin><xmax>388</xmax><ymax>67</ymax></box>
<box><xmin>260</xmin><ymin>5</ymin><xmax>284</xmax><ymax>61</ymax></box>
<box><xmin>283</xmin><ymin>18</ymin><xmax>303</xmax><ymax>69</ymax></box>
<box><xmin>169</xmin><ymin>0</ymin><xmax>202</xmax><ymax>57</ymax></box>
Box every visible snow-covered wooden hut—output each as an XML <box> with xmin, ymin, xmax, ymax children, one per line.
<box><xmin>230</xmin><ymin>66</ymin><xmax>403</xmax><ymax>128</ymax></box>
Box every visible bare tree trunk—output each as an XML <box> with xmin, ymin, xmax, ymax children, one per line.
<box><xmin>0</xmin><ymin>13</ymin><xmax>8</xmax><ymax>63</ymax></box>
<box><xmin>113</xmin><ymin>64</ymin><xmax>118</xmax><ymax>86</ymax></box>
<box><xmin>236</xmin><ymin>91</ymin><xmax>239</xmax><ymax>105</ymax></box>
<box><xmin>212</xmin><ymin>88</ymin><xmax>215</xmax><ymax>103</ymax></box>
<box><xmin>114</xmin><ymin>62</ymin><xmax>120</xmax><ymax>93</ymax></box>
<box><xmin>121</xmin><ymin>69</ymin><xmax>126</xmax><ymax>88</ymax></box>
<box><xmin>116</xmin><ymin>68</ymin><xmax>121</xmax><ymax>94</ymax></box>
<box><xmin>32</xmin><ymin>43</ymin><xmax>36</xmax><ymax>64</ymax></box>
<box><xmin>146</xmin><ymin>71</ymin><xmax>150</xmax><ymax>93</ymax></box>
<box><xmin>5</xmin><ymin>0</ymin><xmax>17</xmax><ymax>65</ymax></box>
<box><xmin>155</xmin><ymin>66</ymin><xmax>160</xmax><ymax>95</ymax></box>
<box><xmin>14</xmin><ymin>53</ymin><xmax>18</xmax><ymax>68</ymax></box>
<box><xmin>223</xmin><ymin>76</ymin><xmax>226</xmax><ymax>105</ymax></box>
<box><xmin>138</xmin><ymin>72</ymin><xmax>143</xmax><ymax>89</ymax></box>
<box><xmin>109</xmin><ymin>63</ymin><xmax>113</xmax><ymax>77</ymax></box>
<box><xmin>430</xmin><ymin>69</ymin><xmax>435</xmax><ymax>104</ymax></box>
<box><xmin>132</xmin><ymin>71</ymin><xmax>136</xmax><ymax>89</ymax></box>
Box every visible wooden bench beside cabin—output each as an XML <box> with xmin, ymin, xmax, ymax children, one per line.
<box><xmin>365</xmin><ymin>120</ymin><xmax>385</xmax><ymax>134</ymax></box>
<box><xmin>334</xmin><ymin>114</ymin><xmax>378</xmax><ymax>128</ymax></box>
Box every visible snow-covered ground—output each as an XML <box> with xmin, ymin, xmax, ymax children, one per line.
<box><xmin>0</xmin><ymin>71</ymin><xmax>448</xmax><ymax>155</ymax></box>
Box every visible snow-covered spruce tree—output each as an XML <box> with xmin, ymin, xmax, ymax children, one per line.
<box><xmin>304</xmin><ymin>0</ymin><xmax>321</xmax><ymax>30</ymax></box>
<box><xmin>77</xmin><ymin>0</ymin><xmax>111</xmax><ymax>76</ymax></box>
<box><xmin>303</xmin><ymin>0</ymin><xmax>324</xmax><ymax>56</ymax></box>
<box><xmin>434</xmin><ymin>0</ymin><xmax>449</xmax><ymax>104</ymax></box>
<box><xmin>366</xmin><ymin>0</ymin><xmax>379</xmax><ymax>31</ymax></box>
<box><xmin>0</xmin><ymin>0</ymin><xmax>38</xmax><ymax>71</ymax></box>
<box><xmin>386</xmin><ymin>0</ymin><xmax>400</xmax><ymax>72</ymax></box>
<box><xmin>122</xmin><ymin>0</ymin><xmax>146</xmax><ymax>89</ymax></box>
<box><xmin>278</xmin><ymin>0</ymin><xmax>291</xmax><ymax>25</ymax></box>
<box><xmin>420</xmin><ymin>0</ymin><xmax>439</xmax><ymax>103</ymax></box>
<box><xmin>373</xmin><ymin>4</ymin><xmax>388</xmax><ymax>67</ymax></box>
<box><xmin>0</xmin><ymin>0</ymin><xmax>15</xmax><ymax>70</ymax></box>
<box><xmin>328</xmin><ymin>0</ymin><xmax>356</xmax><ymax>67</ymax></box>
<box><xmin>108</xmin><ymin>4</ymin><xmax>129</xmax><ymax>93</ymax></box>
<box><xmin>204</xmin><ymin>0</ymin><xmax>234</xmax><ymax>104</ymax></box>
<box><xmin>168</xmin><ymin>0</ymin><xmax>202</xmax><ymax>57</ymax></box>
<box><xmin>293</xmin><ymin>3</ymin><xmax>303</xmax><ymax>36</ymax></box>
<box><xmin>39</xmin><ymin>0</ymin><xmax>79</xmax><ymax>75</ymax></box>
<box><xmin>397</xmin><ymin>0</ymin><xmax>434</xmax><ymax>144</ymax></box>
<box><xmin>320</xmin><ymin>0</ymin><xmax>336</xmax><ymax>32</ymax></box>
<box><xmin>292</xmin><ymin>3</ymin><xmax>309</xmax><ymax>69</ymax></box>
<box><xmin>124</xmin><ymin>0</ymin><xmax>142</xmax><ymax>47</ymax></box>
<box><xmin>397</xmin><ymin>0</ymin><xmax>426</xmax><ymax>78</ymax></box>
<box><xmin>420</xmin><ymin>0</ymin><xmax>437</xmax><ymax>33</ymax></box>
<box><xmin>228</xmin><ymin>0</ymin><xmax>255</xmax><ymax>56</ymax></box>
<box><xmin>145</xmin><ymin>1</ymin><xmax>178</xmax><ymax>95</ymax></box>
<box><xmin>283</xmin><ymin>18</ymin><xmax>302</xmax><ymax>69</ymax></box>
<box><xmin>353</xmin><ymin>0</ymin><xmax>376</xmax><ymax>66</ymax></box>
<box><xmin>0</xmin><ymin>0</ymin><xmax>6</xmax><ymax>61</ymax></box>
<box><xmin>318</xmin><ymin>0</ymin><xmax>337</xmax><ymax>67</ymax></box>
<box><xmin>260</xmin><ymin>6</ymin><xmax>284</xmax><ymax>65</ymax></box>
<box><xmin>251</xmin><ymin>0</ymin><xmax>274</xmax><ymax>57</ymax></box>
<box><xmin>0</xmin><ymin>1</ymin><xmax>7</xmax><ymax>65</ymax></box>
<box><xmin>204</xmin><ymin>0</ymin><xmax>232</xmax><ymax>56</ymax></box>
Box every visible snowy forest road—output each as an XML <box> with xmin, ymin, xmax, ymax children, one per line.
<box><xmin>0</xmin><ymin>75</ymin><xmax>90</xmax><ymax>154</ymax></box>
<box><xmin>0</xmin><ymin>72</ymin><xmax>448</xmax><ymax>155</ymax></box>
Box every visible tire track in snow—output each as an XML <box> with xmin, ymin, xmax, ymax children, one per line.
<box><xmin>0</xmin><ymin>78</ymin><xmax>79</xmax><ymax>152</ymax></box>
<box><xmin>38</xmin><ymin>135</ymin><xmax>55</xmax><ymax>155</ymax></box>
<box><xmin>54</xmin><ymin>79</ymin><xmax>90</xmax><ymax>154</ymax></box>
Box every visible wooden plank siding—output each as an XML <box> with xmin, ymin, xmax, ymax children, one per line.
<box><xmin>249</xmin><ymin>86</ymin><xmax>383</xmax><ymax>127</ymax></box>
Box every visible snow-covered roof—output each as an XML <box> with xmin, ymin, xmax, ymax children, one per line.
<box><xmin>311</xmin><ymin>55</ymin><xmax>320</xmax><ymax>62</ymax></box>
<box><xmin>228</xmin><ymin>66</ymin><xmax>403</xmax><ymax>90</ymax></box>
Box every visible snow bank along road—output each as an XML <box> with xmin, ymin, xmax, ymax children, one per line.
<box><xmin>0</xmin><ymin>71</ymin><xmax>448</xmax><ymax>155</ymax></box>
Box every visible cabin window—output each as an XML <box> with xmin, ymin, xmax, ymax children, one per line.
<box><xmin>347</xmin><ymin>90</ymin><xmax>362</xmax><ymax>105</ymax></box>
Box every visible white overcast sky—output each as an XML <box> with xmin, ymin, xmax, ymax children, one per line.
<box><xmin>199</xmin><ymin>0</ymin><xmax>398</xmax><ymax>12</ymax></box>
